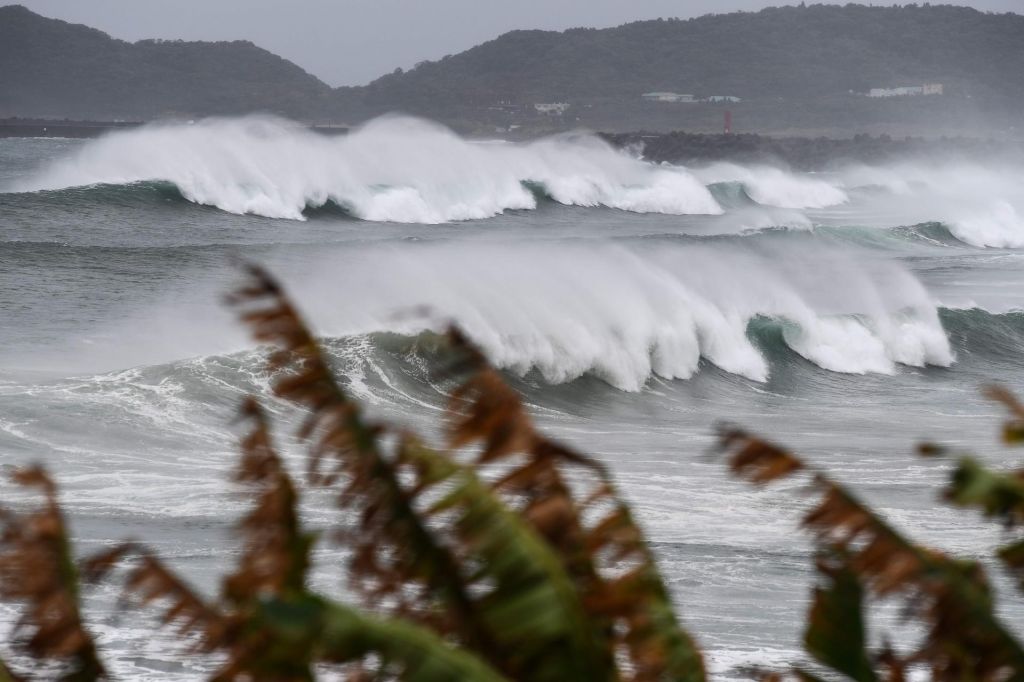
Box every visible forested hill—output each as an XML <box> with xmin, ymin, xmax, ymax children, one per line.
<box><xmin>0</xmin><ymin>4</ymin><xmax>332</xmax><ymax>120</ymax></box>
<box><xmin>360</xmin><ymin>3</ymin><xmax>1024</xmax><ymax>106</ymax></box>
<box><xmin>3</xmin><ymin>3</ymin><xmax>1024</xmax><ymax>135</ymax></box>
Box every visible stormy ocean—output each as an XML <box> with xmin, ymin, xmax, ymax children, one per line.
<box><xmin>1</xmin><ymin>115</ymin><xmax>1023</xmax><ymax>678</ymax></box>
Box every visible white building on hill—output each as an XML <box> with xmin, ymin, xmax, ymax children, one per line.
<box><xmin>868</xmin><ymin>83</ymin><xmax>944</xmax><ymax>97</ymax></box>
<box><xmin>641</xmin><ymin>92</ymin><xmax>696</xmax><ymax>103</ymax></box>
<box><xmin>533</xmin><ymin>102</ymin><xmax>570</xmax><ymax>115</ymax></box>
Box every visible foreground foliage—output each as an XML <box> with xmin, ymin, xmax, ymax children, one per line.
<box><xmin>0</xmin><ymin>266</ymin><xmax>1022</xmax><ymax>680</ymax></box>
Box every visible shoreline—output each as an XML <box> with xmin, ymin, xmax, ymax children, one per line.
<box><xmin>0</xmin><ymin>118</ymin><xmax>351</xmax><ymax>139</ymax></box>
<box><xmin>4</xmin><ymin>118</ymin><xmax>1022</xmax><ymax>171</ymax></box>
<box><xmin>600</xmin><ymin>130</ymin><xmax>1024</xmax><ymax>170</ymax></box>
<box><xmin>0</xmin><ymin>118</ymin><xmax>142</xmax><ymax>138</ymax></box>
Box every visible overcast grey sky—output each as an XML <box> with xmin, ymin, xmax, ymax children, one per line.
<box><xmin>11</xmin><ymin>0</ymin><xmax>1024</xmax><ymax>86</ymax></box>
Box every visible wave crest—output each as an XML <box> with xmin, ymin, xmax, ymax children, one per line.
<box><xmin>11</xmin><ymin>116</ymin><xmax>723</xmax><ymax>222</ymax></box>
<box><xmin>837</xmin><ymin>163</ymin><xmax>1024</xmax><ymax>248</ymax></box>
<box><xmin>280</xmin><ymin>241</ymin><xmax>954</xmax><ymax>391</ymax></box>
<box><xmin>694</xmin><ymin>162</ymin><xmax>848</xmax><ymax>209</ymax></box>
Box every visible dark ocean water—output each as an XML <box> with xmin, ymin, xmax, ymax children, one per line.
<box><xmin>1</xmin><ymin>116</ymin><xmax>1023</xmax><ymax>678</ymax></box>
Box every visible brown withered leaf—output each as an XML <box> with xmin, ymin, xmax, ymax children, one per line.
<box><xmin>229</xmin><ymin>266</ymin><xmax>505</xmax><ymax>668</ymax></box>
<box><xmin>717</xmin><ymin>427</ymin><xmax>805</xmax><ymax>484</ymax></box>
<box><xmin>0</xmin><ymin>466</ymin><xmax>106</xmax><ymax>680</ymax></box>
<box><xmin>444</xmin><ymin>326</ymin><xmax>705</xmax><ymax>682</ymax></box>
<box><xmin>230</xmin><ymin>267</ymin><xmax>706</xmax><ymax>680</ymax></box>
<box><xmin>225</xmin><ymin>398</ymin><xmax>312</xmax><ymax>602</ymax></box>
<box><xmin>227</xmin><ymin>265</ymin><xmax>381</xmax><ymax>484</ymax></box>
<box><xmin>804</xmin><ymin>485</ymin><xmax>1024</xmax><ymax>678</ymax></box>
<box><xmin>85</xmin><ymin>398</ymin><xmax>326</xmax><ymax>681</ymax></box>
<box><xmin>718</xmin><ymin>426</ymin><xmax>1024</xmax><ymax>681</ymax></box>
<box><xmin>83</xmin><ymin>543</ymin><xmax>225</xmax><ymax>649</ymax></box>
<box><xmin>916</xmin><ymin>442</ymin><xmax>948</xmax><ymax>458</ymax></box>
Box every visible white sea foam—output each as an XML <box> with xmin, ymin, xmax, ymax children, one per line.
<box><xmin>13</xmin><ymin>115</ymin><xmax>1024</xmax><ymax>248</ymax></box>
<box><xmin>693</xmin><ymin>162</ymin><xmax>849</xmax><ymax>209</ymax></box>
<box><xmin>14</xmin><ymin>115</ymin><xmax>723</xmax><ymax>222</ymax></box>
<box><xmin>836</xmin><ymin>162</ymin><xmax>1024</xmax><ymax>248</ymax></box>
<box><xmin>948</xmin><ymin>200</ymin><xmax>1024</xmax><ymax>249</ymax></box>
<box><xmin>21</xmin><ymin>239</ymin><xmax>949</xmax><ymax>392</ymax></box>
<box><xmin>281</xmin><ymin>241</ymin><xmax>954</xmax><ymax>390</ymax></box>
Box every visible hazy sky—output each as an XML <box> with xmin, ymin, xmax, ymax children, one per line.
<box><xmin>11</xmin><ymin>0</ymin><xmax>1024</xmax><ymax>86</ymax></box>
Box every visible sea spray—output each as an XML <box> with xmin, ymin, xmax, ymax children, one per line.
<box><xmin>10</xmin><ymin>115</ymin><xmax>1024</xmax><ymax>249</ymax></box>
<box><xmin>13</xmin><ymin>115</ymin><xmax>723</xmax><ymax>222</ymax></box>
<box><xmin>247</xmin><ymin>240</ymin><xmax>954</xmax><ymax>390</ymax></box>
<box><xmin>693</xmin><ymin>162</ymin><xmax>849</xmax><ymax>209</ymax></box>
<box><xmin>835</xmin><ymin>162</ymin><xmax>1024</xmax><ymax>248</ymax></box>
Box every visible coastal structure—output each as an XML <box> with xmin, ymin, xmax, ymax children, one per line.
<box><xmin>641</xmin><ymin>93</ymin><xmax>742</xmax><ymax>103</ymax></box>
<box><xmin>533</xmin><ymin>102</ymin><xmax>570</xmax><ymax>115</ymax></box>
<box><xmin>868</xmin><ymin>83</ymin><xmax>944</xmax><ymax>97</ymax></box>
<box><xmin>642</xmin><ymin>92</ymin><xmax>696</xmax><ymax>103</ymax></box>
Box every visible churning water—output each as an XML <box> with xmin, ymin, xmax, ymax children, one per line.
<box><xmin>1</xmin><ymin>115</ymin><xmax>1023</xmax><ymax>678</ymax></box>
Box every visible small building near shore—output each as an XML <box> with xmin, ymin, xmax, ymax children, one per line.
<box><xmin>642</xmin><ymin>92</ymin><xmax>696</xmax><ymax>103</ymax></box>
<box><xmin>533</xmin><ymin>102</ymin><xmax>570</xmax><ymax>115</ymax></box>
<box><xmin>868</xmin><ymin>83</ymin><xmax>943</xmax><ymax>97</ymax></box>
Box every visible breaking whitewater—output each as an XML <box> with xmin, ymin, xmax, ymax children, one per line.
<box><xmin>1</xmin><ymin>115</ymin><xmax>1023</xmax><ymax>678</ymax></box>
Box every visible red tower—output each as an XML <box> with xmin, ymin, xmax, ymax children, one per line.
<box><xmin>724</xmin><ymin>110</ymin><xmax>733</xmax><ymax>135</ymax></box>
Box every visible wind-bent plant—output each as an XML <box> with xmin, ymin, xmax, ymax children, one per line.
<box><xmin>0</xmin><ymin>467</ymin><xmax>105</xmax><ymax>681</ymax></box>
<box><xmin>1</xmin><ymin>263</ymin><xmax>1023</xmax><ymax>681</ymax></box>
<box><xmin>717</xmin><ymin>385</ymin><xmax>1024</xmax><ymax>681</ymax></box>
<box><xmin>0</xmin><ymin>265</ymin><xmax>705</xmax><ymax>681</ymax></box>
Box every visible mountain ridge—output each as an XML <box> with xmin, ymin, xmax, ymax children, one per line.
<box><xmin>359</xmin><ymin>4</ymin><xmax>1024</xmax><ymax>103</ymax></box>
<box><xmin>0</xmin><ymin>4</ymin><xmax>332</xmax><ymax>120</ymax></box>
<box><xmin>3</xmin><ymin>3</ymin><xmax>1024</xmax><ymax>135</ymax></box>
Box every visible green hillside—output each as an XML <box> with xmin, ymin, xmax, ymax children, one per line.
<box><xmin>0</xmin><ymin>4</ymin><xmax>332</xmax><ymax>120</ymax></box>
<box><xmin>2</xmin><ymin>3</ymin><xmax>1023</xmax><ymax>135</ymax></box>
<box><xmin>362</xmin><ymin>4</ymin><xmax>1024</xmax><ymax>106</ymax></box>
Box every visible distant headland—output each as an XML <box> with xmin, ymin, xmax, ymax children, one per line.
<box><xmin>3</xmin><ymin>3</ymin><xmax>1024</xmax><ymax>138</ymax></box>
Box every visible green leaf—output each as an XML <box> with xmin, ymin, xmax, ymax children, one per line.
<box><xmin>310</xmin><ymin>597</ymin><xmax>508</xmax><ymax>681</ymax></box>
<box><xmin>0</xmin><ymin>658</ymin><xmax>17</xmax><ymax>682</ymax></box>
<box><xmin>946</xmin><ymin>457</ymin><xmax>1024</xmax><ymax>526</ymax></box>
<box><xmin>803</xmin><ymin>552</ymin><xmax>877</xmax><ymax>682</ymax></box>
<box><xmin>998</xmin><ymin>538</ymin><xmax>1024</xmax><ymax>592</ymax></box>
<box><xmin>445</xmin><ymin>334</ymin><xmax>704</xmax><ymax>681</ymax></box>
<box><xmin>721</xmin><ymin>431</ymin><xmax>1024</xmax><ymax>680</ymax></box>
<box><xmin>406</xmin><ymin>442</ymin><xmax>614</xmax><ymax>682</ymax></box>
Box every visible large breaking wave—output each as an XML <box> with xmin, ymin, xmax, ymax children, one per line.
<box><xmin>7</xmin><ymin>117</ymin><xmax>846</xmax><ymax>222</ymax></box>
<box><xmin>333</xmin><ymin>304</ymin><xmax>1019</xmax><ymax>403</ymax></box>
<box><xmin>829</xmin><ymin>162</ymin><xmax>1024</xmax><ymax>249</ymax></box>
<box><xmin>694</xmin><ymin>163</ymin><xmax>848</xmax><ymax>209</ymax></box>
<box><xmin>291</xmin><ymin>242</ymin><xmax>952</xmax><ymax>390</ymax></box>
<box><xmin>46</xmin><ymin>240</ymin><xmax>951</xmax><ymax>393</ymax></box>
<box><xmin>9</xmin><ymin>116</ymin><xmax>724</xmax><ymax>222</ymax></box>
<box><xmin>6</xmin><ymin>115</ymin><xmax>1024</xmax><ymax>249</ymax></box>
